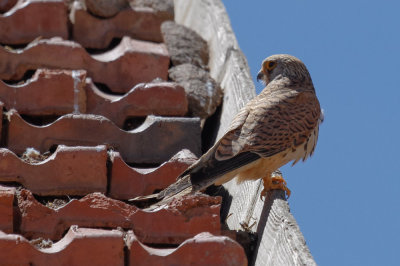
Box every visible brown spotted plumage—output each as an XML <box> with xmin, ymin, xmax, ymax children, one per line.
<box><xmin>157</xmin><ymin>54</ymin><xmax>322</xmax><ymax>201</ymax></box>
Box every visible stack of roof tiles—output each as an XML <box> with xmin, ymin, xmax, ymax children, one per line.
<box><xmin>0</xmin><ymin>0</ymin><xmax>247</xmax><ymax>265</ymax></box>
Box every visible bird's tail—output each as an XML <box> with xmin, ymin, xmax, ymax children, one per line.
<box><xmin>157</xmin><ymin>172</ymin><xmax>213</xmax><ymax>200</ymax></box>
<box><xmin>158</xmin><ymin>151</ymin><xmax>262</xmax><ymax>200</ymax></box>
<box><xmin>130</xmin><ymin>150</ymin><xmax>261</xmax><ymax>204</ymax></box>
<box><xmin>157</xmin><ymin>174</ymin><xmax>195</xmax><ymax>199</ymax></box>
<box><xmin>128</xmin><ymin>173</ymin><xmax>199</xmax><ymax>203</ymax></box>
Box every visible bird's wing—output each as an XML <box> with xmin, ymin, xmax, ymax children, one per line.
<box><xmin>158</xmin><ymin>84</ymin><xmax>320</xmax><ymax>200</ymax></box>
<box><xmin>215</xmin><ymin>86</ymin><xmax>321</xmax><ymax>160</ymax></box>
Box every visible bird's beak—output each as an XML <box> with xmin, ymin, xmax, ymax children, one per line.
<box><xmin>257</xmin><ymin>70</ymin><xmax>264</xmax><ymax>82</ymax></box>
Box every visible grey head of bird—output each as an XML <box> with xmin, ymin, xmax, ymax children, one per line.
<box><xmin>256</xmin><ymin>54</ymin><xmax>312</xmax><ymax>86</ymax></box>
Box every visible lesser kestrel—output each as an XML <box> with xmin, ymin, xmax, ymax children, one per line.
<box><xmin>157</xmin><ymin>54</ymin><xmax>322</xmax><ymax>201</ymax></box>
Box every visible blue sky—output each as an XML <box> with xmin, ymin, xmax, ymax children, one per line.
<box><xmin>222</xmin><ymin>1</ymin><xmax>400</xmax><ymax>265</ymax></box>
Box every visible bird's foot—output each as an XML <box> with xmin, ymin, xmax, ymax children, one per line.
<box><xmin>271</xmin><ymin>175</ymin><xmax>291</xmax><ymax>199</ymax></box>
<box><xmin>260</xmin><ymin>174</ymin><xmax>291</xmax><ymax>200</ymax></box>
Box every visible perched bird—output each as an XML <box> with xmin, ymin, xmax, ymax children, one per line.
<box><xmin>146</xmin><ymin>54</ymin><xmax>322</xmax><ymax>202</ymax></box>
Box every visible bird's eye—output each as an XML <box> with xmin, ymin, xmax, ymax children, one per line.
<box><xmin>265</xmin><ymin>61</ymin><xmax>277</xmax><ymax>71</ymax></box>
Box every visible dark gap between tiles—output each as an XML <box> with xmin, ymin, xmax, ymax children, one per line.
<box><xmin>93</xmin><ymin>82</ymin><xmax>125</xmax><ymax>96</ymax></box>
<box><xmin>122</xmin><ymin>116</ymin><xmax>147</xmax><ymax>131</ymax></box>
<box><xmin>19</xmin><ymin>114</ymin><xmax>60</xmax><ymax>126</ymax></box>
<box><xmin>2</xmin><ymin>69</ymin><xmax>36</xmax><ymax>85</ymax></box>
<box><xmin>85</xmin><ymin>37</ymin><xmax>122</xmax><ymax>55</ymax></box>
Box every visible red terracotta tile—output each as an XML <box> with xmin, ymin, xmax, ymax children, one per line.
<box><xmin>18</xmin><ymin>191</ymin><xmax>221</xmax><ymax>244</ymax></box>
<box><xmin>0</xmin><ymin>69</ymin><xmax>86</xmax><ymax>115</ymax></box>
<box><xmin>0</xmin><ymin>226</ymin><xmax>124</xmax><ymax>265</ymax></box>
<box><xmin>127</xmin><ymin>232</ymin><xmax>247</xmax><ymax>266</ymax></box>
<box><xmin>85</xmin><ymin>79</ymin><xmax>188</xmax><ymax>128</ymax></box>
<box><xmin>7</xmin><ymin>110</ymin><xmax>201</xmax><ymax>164</ymax></box>
<box><xmin>0</xmin><ymin>0</ymin><xmax>68</xmax><ymax>45</ymax></box>
<box><xmin>135</xmin><ymin>193</ymin><xmax>221</xmax><ymax>244</ymax></box>
<box><xmin>0</xmin><ymin>36</ymin><xmax>169</xmax><ymax>93</ymax></box>
<box><xmin>0</xmin><ymin>101</ymin><xmax>3</xmax><ymax>139</ymax></box>
<box><xmin>0</xmin><ymin>185</ymin><xmax>15</xmax><ymax>233</ymax></box>
<box><xmin>109</xmin><ymin>149</ymin><xmax>197</xmax><ymax>200</ymax></box>
<box><xmin>71</xmin><ymin>1</ymin><xmax>173</xmax><ymax>48</ymax></box>
<box><xmin>0</xmin><ymin>145</ymin><xmax>107</xmax><ymax>195</ymax></box>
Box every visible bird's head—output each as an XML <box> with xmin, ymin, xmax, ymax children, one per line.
<box><xmin>257</xmin><ymin>54</ymin><xmax>312</xmax><ymax>85</ymax></box>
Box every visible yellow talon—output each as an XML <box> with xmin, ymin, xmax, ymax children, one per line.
<box><xmin>271</xmin><ymin>175</ymin><xmax>291</xmax><ymax>199</ymax></box>
<box><xmin>260</xmin><ymin>173</ymin><xmax>291</xmax><ymax>200</ymax></box>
